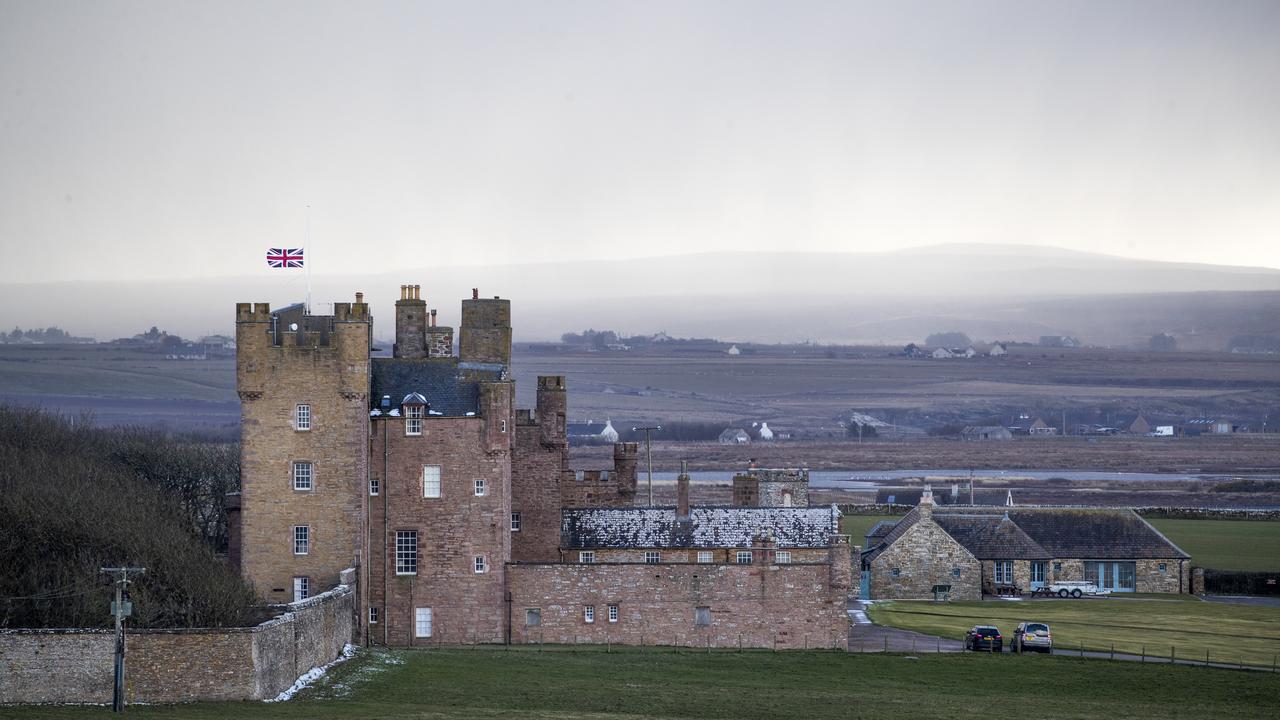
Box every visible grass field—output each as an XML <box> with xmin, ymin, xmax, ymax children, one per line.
<box><xmin>1146</xmin><ymin>519</ymin><xmax>1280</xmax><ymax>572</ymax></box>
<box><xmin>867</xmin><ymin>599</ymin><xmax>1280</xmax><ymax>667</ymax></box>
<box><xmin>840</xmin><ymin>514</ymin><xmax>901</xmax><ymax>543</ymax></box>
<box><xmin>4</xmin><ymin>646</ymin><xmax>1279</xmax><ymax>720</ymax></box>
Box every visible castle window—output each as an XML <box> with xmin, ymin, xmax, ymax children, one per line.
<box><xmin>293</xmin><ymin>462</ymin><xmax>313</xmax><ymax>491</ymax></box>
<box><xmin>645</xmin><ymin>551</ymin><xmax>661</xmax><ymax>564</ymax></box>
<box><xmin>415</xmin><ymin>607</ymin><xmax>433</xmax><ymax>637</ymax></box>
<box><xmin>781</xmin><ymin>491</ymin><xmax>792</xmax><ymax>507</ymax></box>
<box><xmin>293</xmin><ymin>525</ymin><xmax>309</xmax><ymax>555</ymax></box>
<box><xmin>510</xmin><ymin>512</ymin><xmax>521</xmax><ymax>531</ymax></box>
<box><xmin>525</xmin><ymin>609</ymin><xmax>541</xmax><ymax>627</ymax></box>
<box><xmin>422</xmin><ymin>465</ymin><xmax>441</xmax><ymax>498</ymax></box>
<box><xmin>608</xmin><ymin>604</ymin><xmax>619</xmax><ymax>623</ymax></box>
<box><xmin>697</xmin><ymin>551</ymin><xmax>714</xmax><ymax>564</ymax></box>
<box><xmin>736</xmin><ymin>551</ymin><xmax>752</xmax><ymax>565</ymax></box>
<box><xmin>694</xmin><ymin>606</ymin><xmax>711</xmax><ymax>627</ymax></box>
<box><xmin>292</xmin><ymin>576</ymin><xmax>309</xmax><ymax>602</ymax></box>
<box><xmin>474</xmin><ymin>479</ymin><xmax>486</xmax><ymax>496</ymax></box>
<box><xmin>584</xmin><ymin>605</ymin><xmax>595</xmax><ymax>623</ymax></box>
<box><xmin>405</xmin><ymin>405</ymin><xmax>423</xmax><ymax>436</ymax></box>
<box><xmin>395</xmin><ymin>530</ymin><xmax>418</xmax><ymax>574</ymax></box>
<box><xmin>295</xmin><ymin>404</ymin><xmax>311</xmax><ymax>431</ymax></box>
<box><xmin>369</xmin><ymin>478</ymin><xmax>379</xmax><ymax>496</ymax></box>
<box><xmin>474</xmin><ymin>555</ymin><xmax>488</xmax><ymax>573</ymax></box>
<box><xmin>776</xmin><ymin>551</ymin><xmax>792</xmax><ymax>564</ymax></box>
<box><xmin>369</xmin><ymin>607</ymin><xmax>379</xmax><ymax>624</ymax></box>
<box><xmin>580</xmin><ymin>551</ymin><xmax>596</xmax><ymax>564</ymax></box>
<box><xmin>500</xmin><ymin>419</ymin><xmax>508</xmax><ymax>433</ymax></box>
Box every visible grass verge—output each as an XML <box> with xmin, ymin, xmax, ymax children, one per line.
<box><xmin>3</xmin><ymin>646</ymin><xmax>1279</xmax><ymax>720</ymax></box>
<box><xmin>867</xmin><ymin>599</ymin><xmax>1280</xmax><ymax>667</ymax></box>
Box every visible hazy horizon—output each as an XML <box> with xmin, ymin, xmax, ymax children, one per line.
<box><xmin>3</xmin><ymin>1</ymin><xmax>1279</xmax><ymax>284</ymax></box>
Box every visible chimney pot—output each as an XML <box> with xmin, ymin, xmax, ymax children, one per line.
<box><xmin>355</xmin><ymin>292</ymin><xmax>364</xmax><ymax>304</ymax></box>
<box><xmin>472</xmin><ymin>288</ymin><xmax>479</xmax><ymax>300</ymax></box>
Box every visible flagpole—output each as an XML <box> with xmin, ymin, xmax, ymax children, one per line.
<box><xmin>305</xmin><ymin>204</ymin><xmax>312</xmax><ymax>315</ymax></box>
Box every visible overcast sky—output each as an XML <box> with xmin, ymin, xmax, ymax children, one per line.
<box><xmin>1</xmin><ymin>0</ymin><xmax>1278</xmax><ymax>284</ymax></box>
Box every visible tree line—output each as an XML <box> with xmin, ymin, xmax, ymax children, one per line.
<box><xmin>0</xmin><ymin>405</ymin><xmax>256</xmax><ymax>629</ymax></box>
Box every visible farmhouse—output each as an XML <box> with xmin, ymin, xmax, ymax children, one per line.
<box><xmin>960</xmin><ymin>425</ymin><xmax>1013</xmax><ymax>441</ymax></box>
<box><xmin>568</xmin><ymin>419</ymin><xmax>620</xmax><ymax>443</ymax></box>
<box><xmin>859</xmin><ymin>490</ymin><xmax>1190</xmax><ymax>600</ymax></box>
<box><xmin>718</xmin><ymin>427</ymin><xmax>751</xmax><ymax>444</ymax></box>
<box><xmin>232</xmin><ymin>285</ymin><xmax>849</xmax><ymax>651</ymax></box>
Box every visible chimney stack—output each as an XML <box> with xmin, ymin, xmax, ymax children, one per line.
<box><xmin>355</xmin><ymin>292</ymin><xmax>364</xmax><ymax>304</ymax></box>
<box><xmin>676</xmin><ymin>460</ymin><xmax>690</xmax><ymax>520</ymax></box>
<box><xmin>472</xmin><ymin>287</ymin><xmax>479</xmax><ymax>300</ymax></box>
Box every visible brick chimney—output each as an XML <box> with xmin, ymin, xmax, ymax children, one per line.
<box><xmin>676</xmin><ymin>460</ymin><xmax>690</xmax><ymax>521</ymax></box>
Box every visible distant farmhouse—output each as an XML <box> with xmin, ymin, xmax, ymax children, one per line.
<box><xmin>719</xmin><ymin>427</ymin><xmax>751</xmax><ymax>444</ymax></box>
<box><xmin>860</xmin><ymin>489</ymin><xmax>1190</xmax><ymax>600</ymax></box>
<box><xmin>960</xmin><ymin>425</ymin><xmax>1013</xmax><ymax>441</ymax></box>
<box><xmin>568</xmin><ymin>419</ymin><xmax>620</xmax><ymax>444</ymax></box>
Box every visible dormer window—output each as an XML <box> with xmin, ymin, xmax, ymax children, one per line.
<box><xmin>402</xmin><ymin>392</ymin><xmax>427</xmax><ymax>436</ymax></box>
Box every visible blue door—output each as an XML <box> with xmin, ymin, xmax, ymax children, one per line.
<box><xmin>1029</xmin><ymin>561</ymin><xmax>1046</xmax><ymax>590</ymax></box>
<box><xmin>860</xmin><ymin>570</ymin><xmax>871</xmax><ymax>599</ymax></box>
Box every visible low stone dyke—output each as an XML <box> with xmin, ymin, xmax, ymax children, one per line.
<box><xmin>0</xmin><ymin>571</ymin><xmax>354</xmax><ymax>705</ymax></box>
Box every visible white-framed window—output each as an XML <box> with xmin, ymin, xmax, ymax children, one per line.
<box><xmin>474</xmin><ymin>479</ymin><xmax>486</xmax><ymax>496</ymax></box>
<box><xmin>607</xmin><ymin>604</ymin><xmax>619</xmax><ymax>623</ymax></box>
<box><xmin>995</xmin><ymin>560</ymin><xmax>1013</xmax><ymax>584</ymax></box>
<box><xmin>395</xmin><ymin>530</ymin><xmax>418</xmax><ymax>574</ymax></box>
<box><xmin>415</xmin><ymin>607</ymin><xmax>433</xmax><ymax>637</ymax></box>
<box><xmin>370</xmin><ymin>477</ymin><xmax>380</xmax><ymax>496</ymax></box>
<box><xmin>474</xmin><ymin>555</ymin><xmax>488</xmax><ymax>573</ymax></box>
<box><xmin>406</xmin><ymin>405</ymin><xmax>423</xmax><ymax>436</ymax></box>
<box><xmin>510</xmin><ymin>512</ymin><xmax>521</xmax><ymax>531</ymax></box>
<box><xmin>293</xmin><ymin>525</ymin><xmax>309</xmax><ymax>555</ymax></box>
<box><xmin>584</xmin><ymin>605</ymin><xmax>595</xmax><ymax>623</ymax></box>
<box><xmin>644</xmin><ymin>551</ymin><xmax>661</xmax><ymax>564</ymax></box>
<box><xmin>500</xmin><ymin>419</ymin><xmax>508</xmax><ymax>433</ymax></box>
<box><xmin>295</xmin><ymin>403</ymin><xmax>311</xmax><ymax>431</ymax></box>
<box><xmin>776</xmin><ymin>551</ymin><xmax>792</xmax><ymax>564</ymax></box>
<box><xmin>736</xmin><ymin>551</ymin><xmax>752</xmax><ymax>565</ymax></box>
<box><xmin>422</xmin><ymin>465</ymin><xmax>441</xmax><ymax>498</ymax></box>
<box><xmin>292</xmin><ymin>576</ymin><xmax>309</xmax><ymax>602</ymax></box>
<box><xmin>694</xmin><ymin>606</ymin><xmax>711</xmax><ymax>627</ymax></box>
<box><xmin>697</xmin><ymin>551</ymin><xmax>714</xmax><ymax>564</ymax></box>
<box><xmin>525</xmin><ymin>608</ymin><xmax>541</xmax><ymax>627</ymax></box>
<box><xmin>369</xmin><ymin>607</ymin><xmax>379</xmax><ymax>624</ymax></box>
<box><xmin>293</xmin><ymin>461</ymin><xmax>313</xmax><ymax>491</ymax></box>
<box><xmin>580</xmin><ymin>551</ymin><xmax>596</xmax><ymax>564</ymax></box>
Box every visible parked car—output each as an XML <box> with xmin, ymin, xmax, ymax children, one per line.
<box><xmin>1047</xmin><ymin>581</ymin><xmax>1110</xmax><ymax>598</ymax></box>
<box><xmin>1012</xmin><ymin>622</ymin><xmax>1052</xmax><ymax>653</ymax></box>
<box><xmin>965</xmin><ymin>625</ymin><xmax>1003</xmax><ymax>652</ymax></box>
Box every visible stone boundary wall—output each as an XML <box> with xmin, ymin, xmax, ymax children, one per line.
<box><xmin>508</xmin><ymin>562</ymin><xmax>849</xmax><ymax>650</ymax></box>
<box><xmin>0</xmin><ymin>573</ymin><xmax>354</xmax><ymax>705</ymax></box>
<box><xmin>1134</xmin><ymin>507</ymin><xmax>1280</xmax><ymax>521</ymax></box>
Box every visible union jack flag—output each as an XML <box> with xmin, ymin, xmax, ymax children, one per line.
<box><xmin>266</xmin><ymin>247</ymin><xmax>304</xmax><ymax>268</ymax></box>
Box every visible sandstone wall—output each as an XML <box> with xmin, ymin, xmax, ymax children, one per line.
<box><xmin>0</xmin><ymin>581</ymin><xmax>354</xmax><ymax>704</ymax></box>
<box><xmin>869</xmin><ymin>518</ymin><xmax>981</xmax><ymax>601</ymax></box>
<box><xmin>508</xmin><ymin>562</ymin><xmax>848</xmax><ymax>650</ymax></box>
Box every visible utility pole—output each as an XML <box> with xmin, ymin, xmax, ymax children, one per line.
<box><xmin>632</xmin><ymin>425</ymin><xmax>661</xmax><ymax>505</ymax></box>
<box><xmin>100</xmin><ymin>566</ymin><xmax>145</xmax><ymax>713</ymax></box>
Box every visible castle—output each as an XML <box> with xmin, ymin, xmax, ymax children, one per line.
<box><xmin>230</xmin><ymin>285</ymin><xmax>850</xmax><ymax>649</ymax></box>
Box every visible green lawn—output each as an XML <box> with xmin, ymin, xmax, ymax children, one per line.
<box><xmin>867</xmin><ymin>599</ymin><xmax>1280</xmax><ymax>667</ymax></box>
<box><xmin>839</xmin><ymin>514</ymin><xmax>900</xmax><ymax>544</ymax></box>
<box><xmin>1145</xmin><ymin>518</ymin><xmax>1280</xmax><ymax>572</ymax></box>
<box><xmin>4</xmin><ymin>646</ymin><xmax>1280</xmax><ymax>720</ymax></box>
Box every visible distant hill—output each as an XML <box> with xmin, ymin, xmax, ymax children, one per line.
<box><xmin>1</xmin><ymin>244</ymin><xmax>1277</xmax><ymax>348</ymax></box>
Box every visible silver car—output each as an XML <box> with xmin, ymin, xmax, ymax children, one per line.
<box><xmin>1013</xmin><ymin>622</ymin><xmax>1052</xmax><ymax>653</ymax></box>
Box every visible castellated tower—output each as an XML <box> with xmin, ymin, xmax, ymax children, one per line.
<box><xmin>234</xmin><ymin>297</ymin><xmax>370</xmax><ymax>607</ymax></box>
<box><xmin>459</xmin><ymin>290</ymin><xmax>511</xmax><ymax>366</ymax></box>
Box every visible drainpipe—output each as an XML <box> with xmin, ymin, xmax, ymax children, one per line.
<box><xmin>383</xmin><ymin>417</ymin><xmax>389</xmax><ymax>647</ymax></box>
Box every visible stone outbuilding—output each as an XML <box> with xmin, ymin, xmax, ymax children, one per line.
<box><xmin>860</xmin><ymin>493</ymin><xmax>1191</xmax><ymax>600</ymax></box>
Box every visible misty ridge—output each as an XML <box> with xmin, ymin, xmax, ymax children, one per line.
<box><xmin>2</xmin><ymin>244</ymin><xmax>1278</xmax><ymax>350</ymax></box>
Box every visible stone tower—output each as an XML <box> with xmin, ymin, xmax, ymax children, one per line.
<box><xmin>234</xmin><ymin>297</ymin><xmax>370</xmax><ymax>606</ymax></box>
<box><xmin>459</xmin><ymin>290</ymin><xmax>511</xmax><ymax>366</ymax></box>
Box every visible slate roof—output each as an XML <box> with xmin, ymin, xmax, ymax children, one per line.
<box><xmin>932</xmin><ymin>513</ymin><xmax>1050</xmax><ymax>559</ymax></box>
<box><xmin>874</xmin><ymin>488</ymin><xmax>1010</xmax><ymax>506</ymax></box>
<box><xmin>864</xmin><ymin>520</ymin><xmax>898</xmax><ymax>545</ymax></box>
<box><xmin>932</xmin><ymin>507</ymin><xmax>1189</xmax><ymax>560</ymax></box>
<box><xmin>370</xmin><ymin>358</ymin><xmax>501</xmax><ymax>416</ymax></box>
<box><xmin>561</xmin><ymin>506</ymin><xmax>841</xmax><ymax>549</ymax></box>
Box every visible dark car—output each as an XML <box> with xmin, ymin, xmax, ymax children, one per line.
<box><xmin>965</xmin><ymin>625</ymin><xmax>1003</xmax><ymax>652</ymax></box>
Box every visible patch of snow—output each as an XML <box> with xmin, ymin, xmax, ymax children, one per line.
<box><xmin>266</xmin><ymin>643</ymin><xmax>357</xmax><ymax>703</ymax></box>
<box><xmin>464</xmin><ymin>411</ymin><xmax>476</xmax><ymax>416</ymax></box>
<box><xmin>428</xmin><ymin>409</ymin><xmax>443</xmax><ymax>416</ymax></box>
<box><xmin>388</xmin><ymin>409</ymin><xmax>400</xmax><ymax>417</ymax></box>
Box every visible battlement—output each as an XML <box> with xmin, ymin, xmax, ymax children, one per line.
<box><xmin>613</xmin><ymin>442</ymin><xmax>639</xmax><ymax>458</ymax></box>
<box><xmin>236</xmin><ymin>302</ymin><xmax>273</xmax><ymax>322</ymax></box>
<box><xmin>537</xmin><ymin>376</ymin><xmax>566</xmax><ymax>391</ymax></box>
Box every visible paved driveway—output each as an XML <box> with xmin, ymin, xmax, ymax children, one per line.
<box><xmin>847</xmin><ymin>601</ymin><xmax>964</xmax><ymax>653</ymax></box>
